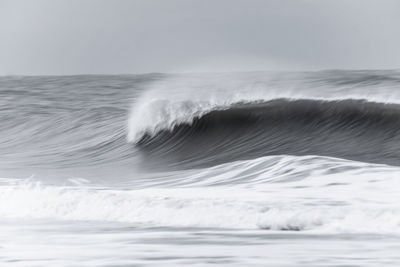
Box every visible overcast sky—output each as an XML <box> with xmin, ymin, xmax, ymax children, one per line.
<box><xmin>1</xmin><ymin>0</ymin><xmax>400</xmax><ymax>75</ymax></box>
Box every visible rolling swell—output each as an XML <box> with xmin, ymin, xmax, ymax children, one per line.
<box><xmin>137</xmin><ymin>99</ymin><xmax>400</xmax><ymax>168</ymax></box>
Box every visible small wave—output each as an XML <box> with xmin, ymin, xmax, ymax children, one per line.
<box><xmin>0</xmin><ymin>155</ymin><xmax>399</xmax><ymax>232</ymax></box>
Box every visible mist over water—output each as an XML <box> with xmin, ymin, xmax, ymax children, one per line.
<box><xmin>1</xmin><ymin>70</ymin><xmax>400</xmax><ymax>266</ymax></box>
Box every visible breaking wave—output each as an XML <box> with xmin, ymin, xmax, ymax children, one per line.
<box><xmin>129</xmin><ymin>98</ymin><xmax>400</xmax><ymax>168</ymax></box>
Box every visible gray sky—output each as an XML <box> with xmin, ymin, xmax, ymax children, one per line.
<box><xmin>1</xmin><ymin>0</ymin><xmax>400</xmax><ymax>75</ymax></box>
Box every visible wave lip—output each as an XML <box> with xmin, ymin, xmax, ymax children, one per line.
<box><xmin>127</xmin><ymin>98</ymin><xmax>221</xmax><ymax>143</ymax></box>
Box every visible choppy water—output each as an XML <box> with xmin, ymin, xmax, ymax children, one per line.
<box><xmin>1</xmin><ymin>70</ymin><xmax>400</xmax><ymax>266</ymax></box>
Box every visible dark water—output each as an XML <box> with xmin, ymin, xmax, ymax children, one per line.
<box><xmin>138</xmin><ymin>99</ymin><xmax>400</xmax><ymax>168</ymax></box>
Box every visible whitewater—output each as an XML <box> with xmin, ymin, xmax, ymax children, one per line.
<box><xmin>1</xmin><ymin>70</ymin><xmax>400</xmax><ymax>266</ymax></box>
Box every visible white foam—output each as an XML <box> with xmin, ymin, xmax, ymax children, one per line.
<box><xmin>1</xmin><ymin>156</ymin><xmax>399</xmax><ymax>233</ymax></box>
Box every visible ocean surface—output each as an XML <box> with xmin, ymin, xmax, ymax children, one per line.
<box><xmin>1</xmin><ymin>70</ymin><xmax>400</xmax><ymax>266</ymax></box>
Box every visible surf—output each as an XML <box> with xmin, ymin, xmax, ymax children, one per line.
<box><xmin>1</xmin><ymin>155</ymin><xmax>399</xmax><ymax>232</ymax></box>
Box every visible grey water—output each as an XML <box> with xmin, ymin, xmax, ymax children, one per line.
<box><xmin>1</xmin><ymin>70</ymin><xmax>400</xmax><ymax>266</ymax></box>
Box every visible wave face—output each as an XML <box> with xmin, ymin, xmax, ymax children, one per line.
<box><xmin>126</xmin><ymin>71</ymin><xmax>400</xmax><ymax>168</ymax></box>
<box><xmin>1</xmin><ymin>70</ymin><xmax>400</xmax><ymax>236</ymax></box>
<box><xmin>127</xmin><ymin>70</ymin><xmax>400</xmax><ymax>143</ymax></box>
<box><xmin>134</xmin><ymin>99</ymin><xmax>400</xmax><ymax>168</ymax></box>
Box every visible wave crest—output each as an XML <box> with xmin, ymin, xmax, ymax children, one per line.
<box><xmin>127</xmin><ymin>71</ymin><xmax>400</xmax><ymax>144</ymax></box>
<box><xmin>129</xmin><ymin>96</ymin><xmax>400</xmax><ymax>168</ymax></box>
